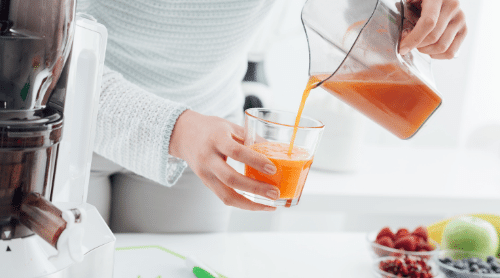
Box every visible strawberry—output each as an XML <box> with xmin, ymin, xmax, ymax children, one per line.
<box><xmin>412</xmin><ymin>226</ymin><xmax>428</xmax><ymax>242</ymax></box>
<box><xmin>377</xmin><ymin>227</ymin><xmax>395</xmax><ymax>241</ymax></box>
<box><xmin>394</xmin><ymin>235</ymin><xmax>417</xmax><ymax>251</ymax></box>
<box><xmin>395</xmin><ymin>228</ymin><xmax>410</xmax><ymax>240</ymax></box>
<box><xmin>376</xmin><ymin>236</ymin><xmax>395</xmax><ymax>248</ymax></box>
<box><xmin>415</xmin><ymin>242</ymin><xmax>434</xmax><ymax>252</ymax></box>
<box><xmin>415</xmin><ymin>241</ymin><xmax>427</xmax><ymax>251</ymax></box>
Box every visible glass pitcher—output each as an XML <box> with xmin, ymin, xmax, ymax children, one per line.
<box><xmin>302</xmin><ymin>0</ymin><xmax>442</xmax><ymax>139</ymax></box>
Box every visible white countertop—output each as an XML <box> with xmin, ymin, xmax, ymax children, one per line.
<box><xmin>114</xmin><ymin>232</ymin><xmax>373</xmax><ymax>278</ymax></box>
<box><xmin>111</xmin><ymin>150</ymin><xmax>499</xmax><ymax>277</ymax></box>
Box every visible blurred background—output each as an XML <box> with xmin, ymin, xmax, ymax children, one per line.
<box><xmin>229</xmin><ymin>0</ymin><xmax>500</xmax><ymax>233</ymax></box>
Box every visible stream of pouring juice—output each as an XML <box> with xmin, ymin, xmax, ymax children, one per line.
<box><xmin>288</xmin><ymin>76</ymin><xmax>321</xmax><ymax>155</ymax></box>
<box><xmin>245</xmin><ymin>77</ymin><xmax>320</xmax><ymax>201</ymax></box>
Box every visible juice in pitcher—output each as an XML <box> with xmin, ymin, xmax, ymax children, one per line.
<box><xmin>314</xmin><ymin>64</ymin><xmax>441</xmax><ymax>139</ymax></box>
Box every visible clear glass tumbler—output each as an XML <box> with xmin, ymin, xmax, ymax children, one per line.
<box><xmin>242</xmin><ymin>108</ymin><xmax>324</xmax><ymax>207</ymax></box>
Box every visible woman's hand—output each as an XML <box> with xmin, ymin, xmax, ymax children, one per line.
<box><xmin>169</xmin><ymin>109</ymin><xmax>279</xmax><ymax>211</ymax></box>
<box><xmin>399</xmin><ymin>0</ymin><xmax>467</xmax><ymax>59</ymax></box>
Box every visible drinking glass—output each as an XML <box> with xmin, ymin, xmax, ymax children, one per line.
<box><xmin>241</xmin><ymin>108</ymin><xmax>324</xmax><ymax>207</ymax></box>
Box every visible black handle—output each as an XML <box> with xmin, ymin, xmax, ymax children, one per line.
<box><xmin>0</xmin><ymin>0</ymin><xmax>12</xmax><ymax>33</ymax></box>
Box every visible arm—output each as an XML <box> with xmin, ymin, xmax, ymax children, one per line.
<box><xmin>94</xmin><ymin>66</ymin><xmax>189</xmax><ymax>186</ymax></box>
<box><xmin>96</xmin><ymin>66</ymin><xmax>280</xmax><ymax>211</ymax></box>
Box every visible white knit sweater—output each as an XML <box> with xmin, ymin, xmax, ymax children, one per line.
<box><xmin>77</xmin><ymin>0</ymin><xmax>276</xmax><ymax>186</ymax></box>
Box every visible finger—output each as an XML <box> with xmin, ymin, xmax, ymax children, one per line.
<box><xmin>429</xmin><ymin>24</ymin><xmax>467</xmax><ymax>59</ymax></box>
<box><xmin>202</xmin><ymin>171</ymin><xmax>277</xmax><ymax>211</ymax></box>
<box><xmin>417</xmin><ymin>0</ymin><xmax>460</xmax><ymax>48</ymax></box>
<box><xmin>231</xmin><ymin>133</ymin><xmax>244</xmax><ymax>145</ymax></box>
<box><xmin>232</xmin><ymin>132</ymin><xmax>267</xmax><ymax>145</ymax></box>
<box><xmin>401</xmin><ymin>28</ymin><xmax>411</xmax><ymax>42</ymax></box>
<box><xmin>228</xmin><ymin>122</ymin><xmax>245</xmax><ymax>139</ymax></box>
<box><xmin>417</xmin><ymin>13</ymin><xmax>464</xmax><ymax>55</ymax></box>
<box><xmin>219</xmin><ymin>137</ymin><xmax>277</xmax><ymax>175</ymax></box>
<box><xmin>210</xmin><ymin>157</ymin><xmax>280</xmax><ymax>200</ymax></box>
<box><xmin>400</xmin><ymin>0</ymin><xmax>442</xmax><ymax>55</ymax></box>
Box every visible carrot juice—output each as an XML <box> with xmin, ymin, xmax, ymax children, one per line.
<box><xmin>288</xmin><ymin>76</ymin><xmax>321</xmax><ymax>155</ymax></box>
<box><xmin>243</xmin><ymin>62</ymin><xmax>439</xmax><ymax>207</ymax></box>
<box><xmin>313</xmin><ymin>63</ymin><xmax>441</xmax><ymax>139</ymax></box>
<box><xmin>243</xmin><ymin>77</ymin><xmax>322</xmax><ymax>207</ymax></box>
<box><xmin>245</xmin><ymin>142</ymin><xmax>313</xmax><ymax>202</ymax></box>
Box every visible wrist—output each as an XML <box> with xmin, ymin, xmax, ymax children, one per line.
<box><xmin>169</xmin><ymin>109</ymin><xmax>199</xmax><ymax>160</ymax></box>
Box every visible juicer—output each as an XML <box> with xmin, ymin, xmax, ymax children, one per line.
<box><xmin>0</xmin><ymin>0</ymin><xmax>114</xmax><ymax>277</ymax></box>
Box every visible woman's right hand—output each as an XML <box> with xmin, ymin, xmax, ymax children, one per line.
<box><xmin>169</xmin><ymin>109</ymin><xmax>279</xmax><ymax>211</ymax></box>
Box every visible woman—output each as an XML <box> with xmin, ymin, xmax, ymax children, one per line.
<box><xmin>80</xmin><ymin>0</ymin><xmax>467</xmax><ymax>233</ymax></box>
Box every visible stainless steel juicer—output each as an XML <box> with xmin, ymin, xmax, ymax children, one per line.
<box><xmin>0</xmin><ymin>1</ymin><xmax>114</xmax><ymax>277</ymax></box>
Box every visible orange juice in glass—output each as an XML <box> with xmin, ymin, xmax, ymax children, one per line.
<box><xmin>243</xmin><ymin>108</ymin><xmax>324</xmax><ymax>207</ymax></box>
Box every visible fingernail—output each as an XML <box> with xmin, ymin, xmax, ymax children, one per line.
<box><xmin>266</xmin><ymin>189</ymin><xmax>279</xmax><ymax>200</ymax></box>
<box><xmin>400</xmin><ymin>46</ymin><xmax>409</xmax><ymax>56</ymax></box>
<box><xmin>264</xmin><ymin>164</ymin><xmax>277</xmax><ymax>175</ymax></box>
<box><xmin>264</xmin><ymin>206</ymin><xmax>276</xmax><ymax>211</ymax></box>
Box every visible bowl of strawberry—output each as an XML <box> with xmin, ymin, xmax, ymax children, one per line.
<box><xmin>368</xmin><ymin>226</ymin><xmax>440</xmax><ymax>260</ymax></box>
<box><xmin>374</xmin><ymin>255</ymin><xmax>443</xmax><ymax>278</ymax></box>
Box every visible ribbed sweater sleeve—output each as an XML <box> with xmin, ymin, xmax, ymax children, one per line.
<box><xmin>76</xmin><ymin>0</ymin><xmax>276</xmax><ymax>186</ymax></box>
<box><xmin>94</xmin><ymin>65</ymin><xmax>189</xmax><ymax>187</ymax></box>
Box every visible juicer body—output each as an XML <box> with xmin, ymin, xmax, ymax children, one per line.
<box><xmin>0</xmin><ymin>0</ymin><xmax>75</xmax><ymax>243</ymax></box>
<box><xmin>0</xmin><ymin>0</ymin><xmax>114</xmax><ymax>275</ymax></box>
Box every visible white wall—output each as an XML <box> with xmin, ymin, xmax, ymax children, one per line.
<box><xmin>459</xmin><ymin>0</ymin><xmax>500</xmax><ymax>154</ymax></box>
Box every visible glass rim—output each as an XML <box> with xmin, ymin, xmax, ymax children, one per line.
<box><xmin>245</xmin><ymin>108</ymin><xmax>325</xmax><ymax>130</ymax></box>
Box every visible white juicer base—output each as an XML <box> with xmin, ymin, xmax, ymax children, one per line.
<box><xmin>1</xmin><ymin>204</ymin><xmax>115</xmax><ymax>278</ymax></box>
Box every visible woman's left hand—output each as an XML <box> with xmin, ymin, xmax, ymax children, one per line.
<box><xmin>399</xmin><ymin>0</ymin><xmax>467</xmax><ymax>59</ymax></box>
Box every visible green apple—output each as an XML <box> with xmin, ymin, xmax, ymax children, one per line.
<box><xmin>441</xmin><ymin>216</ymin><xmax>499</xmax><ymax>260</ymax></box>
